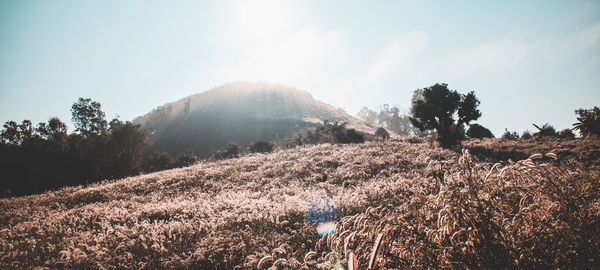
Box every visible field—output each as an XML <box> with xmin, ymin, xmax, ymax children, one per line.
<box><xmin>1</xmin><ymin>137</ymin><xmax>599</xmax><ymax>269</ymax></box>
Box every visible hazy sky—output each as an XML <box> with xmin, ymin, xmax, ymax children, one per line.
<box><xmin>1</xmin><ymin>0</ymin><xmax>599</xmax><ymax>135</ymax></box>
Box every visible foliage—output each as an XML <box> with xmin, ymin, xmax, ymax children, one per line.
<box><xmin>175</xmin><ymin>151</ymin><xmax>198</xmax><ymax>168</ymax></box>
<box><xmin>295</xmin><ymin>121</ymin><xmax>364</xmax><ymax>145</ymax></box>
<box><xmin>501</xmin><ymin>129</ymin><xmax>520</xmax><ymax>140</ymax></box>
<box><xmin>357</xmin><ymin>105</ymin><xmax>417</xmax><ymax>136</ymax></box>
<box><xmin>248</xmin><ymin>141</ymin><xmax>274</xmax><ymax>153</ymax></box>
<box><xmin>573</xmin><ymin>106</ymin><xmax>600</xmax><ymax>137</ymax></box>
<box><xmin>145</xmin><ymin>151</ymin><xmax>176</xmax><ymax>172</ymax></box>
<box><xmin>409</xmin><ymin>83</ymin><xmax>481</xmax><ymax>147</ymax></box>
<box><xmin>466</xmin><ymin>123</ymin><xmax>494</xmax><ymax>139</ymax></box>
<box><xmin>521</xmin><ymin>130</ymin><xmax>533</xmax><ymax>140</ymax></box>
<box><xmin>71</xmin><ymin>98</ymin><xmax>107</xmax><ymax>136</ymax></box>
<box><xmin>1</xmin><ymin>139</ymin><xmax>598</xmax><ymax>269</ymax></box>
<box><xmin>374</xmin><ymin>127</ymin><xmax>390</xmax><ymax>140</ymax></box>
<box><xmin>533</xmin><ymin>123</ymin><xmax>557</xmax><ymax>137</ymax></box>
<box><xmin>210</xmin><ymin>142</ymin><xmax>242</xmax><ymax>160</ymax></box>
<box><xmin>558</xmin><ymin>128</ymin><xmax>575</xmax><ymax>139</ymax></box>
<box><xmin>0</xmin><ymin>99</ymin><xmax>148</xmax><ymax>196</ymax></box>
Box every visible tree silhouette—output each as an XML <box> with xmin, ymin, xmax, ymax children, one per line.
<box><xmin>573</xmin><ymin>106</ymin><xmax>600</xmax><ymax>137</ymax></box>
<box><xmin>409</xmin><ymin>83</ymin><xmax>481</xmax><ymax>147</ymax></box>
<box><xmin>466</xmin><ymin>124</ymin><xmax>494</xmax><ymax>139</ymax></box>
<box><xmin>71</xmin><ymin>98</ymin><xmax>107</xmax><ymax>136</ymax></box>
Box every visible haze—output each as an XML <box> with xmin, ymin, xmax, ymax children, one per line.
<box><xmin>1</xmin><ymin>0</ymin><xmax>599</xmax><ymax>135</ymax></box>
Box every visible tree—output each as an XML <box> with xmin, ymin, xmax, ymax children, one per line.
<box><xmin>501</xmin><ymin>129</ymin><xmax>520</xmax><ymax>140</ymax></box>
<box><xmin>573</xmin><ymin>106</ymin><xmax>600</xmax><ymax>137</ymax></box>
<box><xmin>356</xmin><ymin>107</ymin><xmax>378</xmax><ymax>125</ymax></box>
<box><xmin>466</xmin><ymin>123</ymin><xmax>494</xmax><ymax>139</ymax></box>
<box><xmin>558</xmin><ymin>128</ymin><xmax>575</xmax><ymax>139</ymax></box>
<box><xmin>71</xmin><ymin>98</ymin><xmax>107</xmax><ymax>136</ymax></box>
<box><xmin>145</xmin><ymin>151</ymin><xmax>175</xmax><ymax>172</ymax></box>
<box><xmin>409</xmin><ymin>83</ymin><xmax>481</xmax><ymax>147</ymax></box>
<box><xmin>532</xmin><ymin>123</ymin><xmax>557</xmax><ymax>137</ymax></box>
<box><xmin>106</xmin><ymin>118</ymin><xmax>148</xmax><ymax>177</ymax></box>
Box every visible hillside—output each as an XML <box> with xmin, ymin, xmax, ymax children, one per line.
<box><xmin>1</xmin><ymin>138</ymin><xmax>599</xmax><ymax>269</ymax></box>
<box><xmin>134</xmin><ymin>82</ymin><xmax>373</xmax><ymax>158</ymax></box>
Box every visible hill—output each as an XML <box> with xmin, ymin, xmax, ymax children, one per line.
<box><xmin>1</xmin><ymin>137</ymin><xmax>599</xmax><ymax>269</ymax></box>
<box><xmin>133</xmin><ymin>81</ymin><xmax>373</xmax><ymax>158</ymax></box>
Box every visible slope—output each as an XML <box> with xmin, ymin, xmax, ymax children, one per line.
<box><xmin>1</xmin><ymin>138</ymin><xmax>599</xmax><ymax>269</ymax></box>
<box><xmin>134</xmin><ymin>81</ymin><xmax>373</xmax><ymax>158</ymax></box>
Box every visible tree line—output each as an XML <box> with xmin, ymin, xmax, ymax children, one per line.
<box><xmin>360</xmin><ymin>83</ymin><xmax>599</xmax><ymax>147</ymax></box>
<box><xmin>0</xmin><ymin>98</ymin><xmax>198</xmax><ymax>197</ymax></box>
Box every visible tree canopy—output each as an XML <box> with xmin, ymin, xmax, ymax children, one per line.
<box><xmin>409</xmin><ymin>83</ymin><xmax>482</xmax><ymax>147</ymax></box>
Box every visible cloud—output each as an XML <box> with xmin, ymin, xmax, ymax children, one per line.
<box><xmin>573</xmin><ymin>22</ymin><xmax>600</xmax><ymax>51</ymax></box>
<box><xmin>443</xmin><ymin>38</ymin><xmax>535</xmax><ymax>76</ymax></box>
<box><xmin>365</xmin><ymin>31</ymin><xmax>428</xmax><ymax>80</ymax></box>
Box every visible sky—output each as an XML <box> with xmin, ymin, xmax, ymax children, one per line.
<box><xmin>1</xmin><ymin>0</ymin><xmax>599</xmax><ymax>136</ymax></box>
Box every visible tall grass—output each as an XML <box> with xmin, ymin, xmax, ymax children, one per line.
<box><xmin>1</xmin><ymin>138</ymin><xmax>598</xmax><ymax>269</ymax></box>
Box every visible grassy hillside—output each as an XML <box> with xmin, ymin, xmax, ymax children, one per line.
<box><xmin>133</xmin><ymin>82</ymin><xmax>373</xmax><ymax>158</ymax></box>
<box><xmin>1</xmin><ymin>138</ymin><xmax>599</xmax><ymax>269</ymax></box>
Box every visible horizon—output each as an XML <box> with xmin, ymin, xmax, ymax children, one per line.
<box><xmin>1</xmin><ymin>0</ymin><xmax>599</xmax><ymax>136</ymax></box>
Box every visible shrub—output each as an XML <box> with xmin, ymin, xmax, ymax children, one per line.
<box><xmin>466</xmin><ymin>123</ymin><xmax>494</xmax><ymax>139</ymax></box>
<box><xmin>558</xmin><ymin>128</ymin><xmax>575</xmax><ymax>139</ymax></box>
<box><xmin>521</xmin><ymin>130</ymin><xmax>533</xmax><ymax>139</ymax></box>
<box><xmin>533</xmin><ymin>123</ymin><xmax>557</xmax><ymax>137</ymax></box>
<box><xmin>248</xmin><ymin>141</ymin><xmax>274</xmax><ymax>153</ymax></box>
<box><xmin>145</xmin><ymin>151</ymin><xmax>175</xmax><ymax>172</ymax></box>
<box><xmin>210</xmin><ymin>142</ymin><xmax>242</xmax><ymax>160</ymax></box>
<box><xmin>175</xmin><ymin>150</ymin><xmax>198</xmax><ymax>167</ymax></box>
<box><xmin>294</xmin><ymin>121</ymin><xmax>365</xmax><ymax>145</ymax></box>
<box><xmin>501</xmin><ymin>129</ymin><xmax>520</xmax><ymax>140</ymax></box>
<box><xmin>573</xmin><ymin>106</ymin><xmax>600</xmax><ymax>137</ymax></box>
<box><xmin>344</xmin><ymin>128</ymin><xmax>365</xmax><ymax>144</ymax></box>
<box><xmin>374</xmin><ymin>127</ymin><xmax>390</xmax><ymax>140</ymax></box>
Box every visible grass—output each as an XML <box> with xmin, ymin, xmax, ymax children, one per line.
<box><xmin>1</xmin><ymin>137</ymin><xmax>599</xmax><ymax>269</ymax></box>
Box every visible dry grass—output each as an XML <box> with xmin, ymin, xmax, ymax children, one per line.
<box><xmin>1</xmin><ymin>137</ymin><xmax>599</xmax><ymax>269</ymax></box>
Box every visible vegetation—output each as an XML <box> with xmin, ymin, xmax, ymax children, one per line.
<box><xmin>374</xmin><ymin>127</ymin><xmax>390</xmax><ymax>140</ymax></box>
<box><xmin>409</xmin><ymin>83</ymin><xmax>481</xmax><ymax>147</ymax></box>
<box><xmin>357</xmin><ymin>105</ymin><xmax>416</xmax><ymax>136</ymax></box>
<box><xmin>210</xmin><ymin>142</ymin><xmax>243</xmax><ymax>160</ymax></box>
<box><xmin>295</xmin><ymin>121</ymin><xmax>365</xmax><ymax>145</ymax></box>
<box><xmin>248</xmin><ymin>141</ymin><xmax>275</xmax><ymax>153</ymax></box>
<box><xmin>134</xmin><ymin>82</ymin><xmax>361</xmax><ymax>158</ymax></box>
<box><xmin>466</xmin><ymin>123</ymin><xmax>494</xmax><ymax>139</ymax></box>
<box><xmin>0</xmin><ymin>99</ymin><xmax>148</xmax><ymax>197</ymax></box>
<box><xmin>1</xmin><ymin>138</ymin><xmax>598</xmax><ymax>269</ymax></box>
<box><xmin>532</xmin><ymin>123</ymin><xmax>558</xmax><ymax>138</ymax></box>
<box><xmin>501</xmin><ymin>129</ymin><xmax>520</xmax><ymax>140</ymax></box>
<box><xmin>573</xmin><ymin>106</ymin><xmax>600</xmax><ymax>137</ymax></box>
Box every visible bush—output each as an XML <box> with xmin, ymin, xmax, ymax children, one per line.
<box><xmin>533</xmin><ymin>123</ymin><xmax>557</xmax><ymax>137</ymax></box>
<box><xmin>521</xmin><ymin>130</ymin><xmax>533</xmax><ymax>139</ymax></box>
<box><xmin>210</xmin><ymin>142</ymin><xmax>242</xmax><ymax>160</ymax></box>
<box><xmin>175</xmin><ymin>151</ymin><xmax>198</xmax><ymax>167</ymax></box>
<box><xmin>558</xmin><ymin>128</ymin><xmax>576</xmax><ymax>139</ymax></box>
<box><xmin>294</xmin><ymin>121</ymin><xmax>365</xmax><ymax>145</ymax></box>
<box><xmin>344</xmin><ymin>128</ymin><xmax>365</xmax><ymax>144</ymax></box>
<box><xmin>248</xmin><ymin>141</ymin><xmax>274</xmax><ymax>153</ymax></box>
<box><xmin>145</xmin><ymin>151</ymin><xmax>175</xmax><ymax>172</ymax></box>
<box><xmin>374</xmin><ymin>127</ymin><xmax>390</xmax><ymax>140</ymax></box>
<box><xmin>466</xmin><ymin>123</ymin><xmax>494</xmax><ymax>139</ymax></box>
<box><xmin>501</xmin><ymin>129</ymin><xmax>520</xmax><ymax>140</ymax></box>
